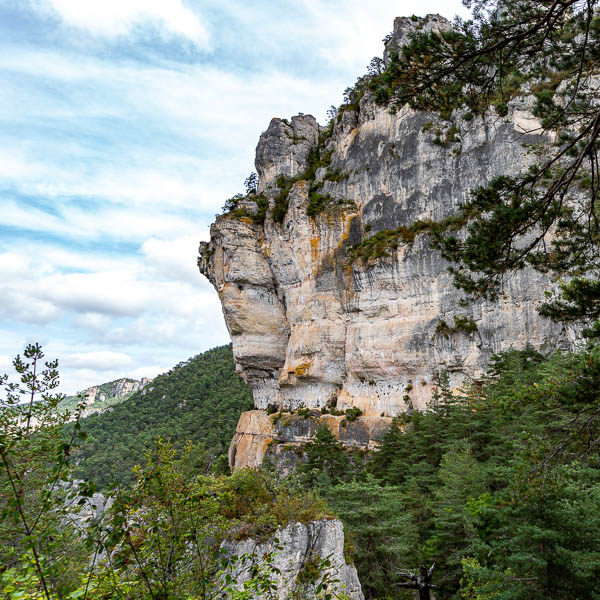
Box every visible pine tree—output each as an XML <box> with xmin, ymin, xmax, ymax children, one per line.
<box><xmin>325</xmin><ymin>477</ymin><xmax>417</xmax><ymax>600</ymax></box>
<box><xmin>299</xmin><ymin>424</ymin><xmax>354</xmax><ymax>489</ymax></box>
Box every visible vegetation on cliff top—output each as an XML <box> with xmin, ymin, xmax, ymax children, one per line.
<box><xmin>219</xmin><ymin>119</ymin><xmax>355</xmax><ymax>226</ymax></box>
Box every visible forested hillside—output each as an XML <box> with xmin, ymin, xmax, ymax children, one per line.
<box><xmin>71</xmin><ymin>344</ymin><xmax>253</xmax><ymax>488</ymax></box>
<box><xmin>299</xmin><ymin>346</ymin><xmax>600</xmax><ymax>599</ymax></box>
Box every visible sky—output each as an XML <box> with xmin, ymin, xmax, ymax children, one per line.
<box><xmin>0</xmin><ymin>0</ymin><xmax>469</xmax><ymax>394</ymax></box>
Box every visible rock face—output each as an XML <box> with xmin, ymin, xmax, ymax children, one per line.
<box><xmin>69</xmin><ymin>377</ymin><xmax>152</xmax><ymax>417</ymax></box>
<box><xmin>383</xmin><ymin>14</ymin><xmax>452</xmax><ymax>66</ymax></box>
<box><xmin>61</xmin><ymin>480</ymin><xmax>112</xmax><ymax>532</ymax></box>
<box><xmin>256</xmin><ymin>115</ymin><xmax>320</xmax><ymax>194</ymax></box>
<box><xmin>221</xmin><ymin>519</ymin><xmax>364</xmax><ymax>600</ymax></box>
<box><xmin>199</xmin><ymin>14</ymin><xmax>579</xmax><ymax>467</ymax></box>
<box><xmin>229</xmin><ymin>410</ymin><xmax>391</xmax><ymax>471</ymax></box>
<box><xmin>114</xmin><ymin>377</ymin><xmax>151</xmax><ymax>398</ymax></box>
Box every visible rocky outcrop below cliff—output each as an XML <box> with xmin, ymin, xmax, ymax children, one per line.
<box><xmin>229</xmin><ymin>409</ymin><xmax>391</xmax><ymax>471</ymax></box>
<box><xmin>61</xmin><ymin>480</ymin><xmax>112</xmax><ymax>533</ymax></box>
<box><xmin>199</xmin><ymin>14</ymin><xmax>579</xmax><ymax>467</ymax></box>
<box><xmin>221</xmin><ymin>519</ymin><xmax>364</xmax><ymax>600</ymax></box>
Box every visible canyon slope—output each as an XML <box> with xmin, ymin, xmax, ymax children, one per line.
<box><xmin>60</xmin><ymin>377</ymin><xmax>152</xmax><ymax>417</ymax></box>
<box><xmin>199</xmin><ymin>14</ymin><xmax>578</xmax><ymax>468</ymax></box>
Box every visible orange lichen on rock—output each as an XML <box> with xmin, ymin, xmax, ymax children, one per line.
<box><xmin>293</xmin><ymin>361</ymin><xmax>312</xmax><ymax>377</ymax></box>
<box><xmin>310</xmin><ymin>237</ymin><xmax>319</xmax><ymax>262</ymax></box>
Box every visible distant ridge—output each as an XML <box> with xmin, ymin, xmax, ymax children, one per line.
<box><xmin>60</xmin><ymin>376</ymin><xmax>152</xmax><ymax>417</ymax></box>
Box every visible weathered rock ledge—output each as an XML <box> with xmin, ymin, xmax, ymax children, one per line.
<box><xmin>229</xmin><ymin>409</ymin><xmax>391</xmax><ymax>471</ymax></box>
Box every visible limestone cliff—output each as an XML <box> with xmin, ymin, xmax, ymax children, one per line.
<box><xmin>221</xmin><ymin>519</ymin><xmax>364</xmax><ymax>600</ymax></box>
<box><xmin>81</xmin><ymin>377</ymin><xmax>152</xmax><ymax>405</ymax></box>
<box><xmin>199</xmin><ymin>14</ymin><xmax>579</xmax><ymax>467</ymax></box>
<box><xmin>61</xmin><ymin>377</ymin><xmax>152</xmax><ymax>417</ymax></box>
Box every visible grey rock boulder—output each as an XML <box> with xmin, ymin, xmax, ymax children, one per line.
<box><xmin>383</xmin><ymin>14</ymin><xmax>452</xmax><ymax>66</ymax></box>
<box><xmin>221</xmin><ymin>519</ymin><xmax>364</xmax><ymax>600</ymax></box>
<box><xmin>256</xmin><ymin>115</ymin><xmax>320</xmax><ymax>193</ymax></box>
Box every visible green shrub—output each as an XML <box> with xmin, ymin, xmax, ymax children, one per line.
<box><xmin>272</xmin><ymin>175</ymin><xmax>296</xmax><ymax>223</ymax></box>
<box><xmin>221</xmin><ymin>469</ymin><xmax>330</xmax><ymax>541</ymax></box>
<box><xmin>222</xmin><ymin>193</ymin><xmax>244</xmax><ymax>213</ymax></box>
<box><xmin>435</xmin><ymin>315</ymin><xmax>478</xmax><ymax>338</ymax></box>
<box><xmin>495</xmin><ymin>101</ymin><xmax>509</xmax><ymax>116</ymax></box>
<box><xmin>347</xmin><ymin>220</ymin><xmax>431</xmax><ymax>262</ymax></box>
<box><xmin>322</xmin><ymin>168</ymin><xmax>349</xmax><ymax>183</ymax></box>
<box><xmin>307</xmin><ymin>191</ymin><xmax>355</xmax><ymax>218</ymax></box>
<box><xmin>296</xmin><ymin>552</ymin><xmax>322</xmax><ymax>585</ymax></box>
<box><xmin>252</xmin><ymin>194</ymin><xmax>269</xmax><ymax>224</ymax></box>
<box><xmin>345</xmin><ymin>407</ymin><xmax>363</xmax><ymax>422</ymax></box>
<box><xmin>374</xmin><ymin>85</ymin><xmax>390</xmax><ymax>104</ymax></box>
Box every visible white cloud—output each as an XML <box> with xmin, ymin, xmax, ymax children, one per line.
<box><xmin>103</xmin><ymin>313</ymin><xmax>217</xmax><ymax>347</ymax></box>
<box><xmin>0</xmin><ymin>252</ymin><xmax>43</xmax><ymax>282</ymax></box>
<box><xmin>33</xmin><ymin>246</ymin><xmax>137</xmax><ymax>274</ymax></box>
<box><xmin>0</xmin><ymin>354</ymin><xmax>12</xmax><ymax>373</ymax></box>
<box><xmin>72</xmin><ymin>313</ymin><xmax>112</xmax><ymax>333</ymax></box>
<box><xmin>0</xmin><ymin>238</ymin><xmax>217</xmax><ymax>305</ymax></box>
<box><xmin>62</xmin><ymin>350</ymin><xmax>133</xmax><ymax>371</ymax></box>
<box><xmin>34</xmin><ymin>269</ymin><xmax>205</xmax><ymax>319</ymax></box>
<box><xmin>141</xmin><ymin>234</ymin><xmax>206</xmax><ymax>284</ymax></box>
<box><xmin>1</xmin><ymin>198</ymin><xmax>205</xmax><ymax>243</ymax></box>
<box><xmin>298</xmin><ymin>0</ymin><xmax>470</xmax><ymax>73</ymax></box>
<box><xmin>29</xmin><ymin>0</ymin><xmax>210</xmax><ymax>47</ymax></box>
<box><xmin>0</xmin><ymin>50</ymin><xmax>351</xmax><ymax>219</ymax></box>
<box><xmin>36</xmin><ymin>270</ymin><xmax>150</xmax><ymax>317</ymax></box>
<box><xmin>0</xmin><ymin>288</ymin><xmax>61</xmax><ymax>324</ymax></box>
<box><xmin>129</xmin><ymin>364</ymin><xmax>168</xmax><ymax>380</ymax></box>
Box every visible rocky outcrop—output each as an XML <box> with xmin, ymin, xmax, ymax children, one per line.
<box><xmin>114</xmin><ymin>377</ymin><xmax>151</xmax><ymax>398</ymax></box>
<box><xmin>221</xmin><ymin>519</ymin><xmax>363</xmax><ymax>600</ymax></box>
<box><xmin>256</xmin><ymin>115</ymin><xmax>320</xmax><ymax>195</ymax></box>
<box><xmin>199</xmin><ymin>14</ymin><xmax>579</xmax><ymax>467</ymax></box>
<box><xmin>61</xmin><ymin>480</ymin><xmax>112</xmax><ymax>532</ymax></box>
<box><xmin>228</xmin><ymin>410</ymin><xmax>391</xmax><ymax>471</ymax></box>
<box><xmin>65</xmin><ymin>377</ymin><xmax>152</xmax><ymax>417</ymax></box>
<box><xmin>383</xmin><ymin>14</ymin><xmax>452</xmax><ymax>66</ymax></box>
